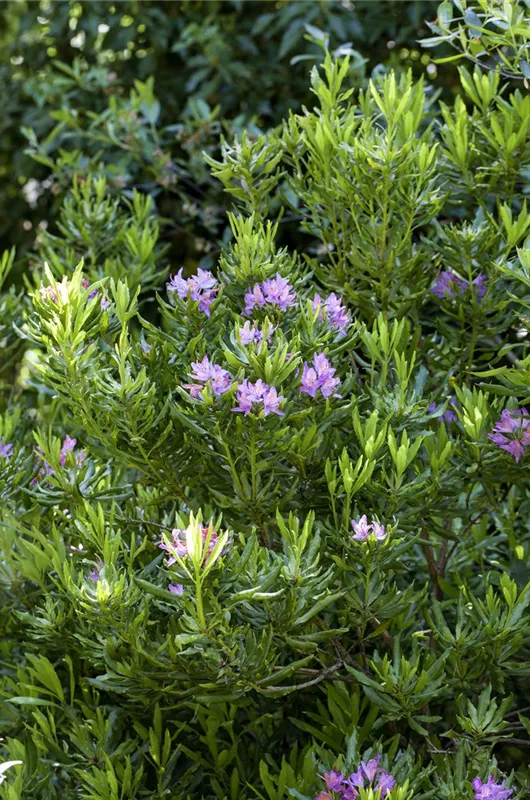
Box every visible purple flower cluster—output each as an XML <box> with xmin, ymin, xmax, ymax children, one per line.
<box><xmin>489</xmin><ymin>408</ymin><xmax>530</xmax><ymax>463</ymax></box>
<box><xmin>432</xmin><ymin>270</ymin><xmax>487</xmax><ymax>300</ymax></box>
<box><xmin>472</xmin><ymin>776</ymin><xmax>513</xmax><ymax>799</ymax></box>
<box><xmin>244</xmin><ymin>273</ymin><xmax>296</xmax><ymax>315</ymax></box>
<box><xmin>317</xmin><ymin>756</ymin><xmax>395</xmax><ymax>800</ymax></box>
<box><xmin>159</xmin><ymin>526</ymin><xmax>219</xmax><ymax>567</ymax></box>
<box><xmin>0</xmin><ymin>440</ymin><xmax>13</xmax><ymax>460</ymax></box>
<box><xmin>300</xmin><ymin>353</ymin><xmax>340</xmax><ymax>399</ymax></box>
<box><xmin>351</xmin><ymin>515</ymin><xmax>386</xmax><ymax>542</ymax></box>
<box><xmin>167</xmin><ymin>268</ymin><xmax>218</xmax><ymax>316</ymax></box>
<box><xmin>231</xmin><ymin>379</ymin><xmax>284</xmax><ymax>417</ymax></box>
<box><xmin>312</xmin><ymin>293</ymin><xmax>351</xmax><ymax>332</ymax></box>
<box><xmin>183</xmin><ymin>356</ymin><xmax>232</xmax><ymax>398</ymax></box>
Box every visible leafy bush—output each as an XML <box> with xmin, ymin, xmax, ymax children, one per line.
<box><xmin>0</xmin><ymin>0</ymin><xmax>443</xmax><ymax>264</ymax></box>
<box><xmin>1</xmin><ymin>1</ymin><xmax>530</xmax><ymax>799</ymax></box>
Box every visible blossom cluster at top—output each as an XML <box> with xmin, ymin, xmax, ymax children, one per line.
<box><xmin>244</xmin><ymin>273</ymin><xmax>296</xmax><ymax>315</ymax></box>
<box><xmin>300</xmin><ymin>353</ymin><xmax>341</xmax><ymax>399</ymax></box>
<box><xmin>489</xmin><ymin>408</ymin><xmax>530</xmax><ymax>463</ymax></box>
<box><xmin>472</xmin><ymin>776</ymin><xmax>513</xmax><ymax>799</ymax></box>
<box><xmin>316</xmin><ymin>756</ymin><xmax>395</xmax><ymax>800</ymax></box>
<box><xmin>312</xmin><ymin>293</ymin><xmax>351</xmax><ymax>332</ymax></box>
<box><xmin>167</xmin><ymin>268</ymin><xmax>218</xmax><ymax>316</ymax></box>
<box><xmin>231</xmin><ymin>379</ymin><xmax>284</xmax><ymax>417</ymax></box>
<box><xmin>432</xmin><ymin>270</ymin><xmax>487</xmax><ymax>300</ymax></box>
<box><xmin>351</xmin><ymin>515</ymin><xmax>386</xmax><ymax>542</ymax></box>
<box><xmin>183</xmin><ymin>356</ymin><xmax>233</xmax><ymax>398</ymax></box>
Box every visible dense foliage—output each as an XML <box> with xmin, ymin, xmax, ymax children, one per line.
<box><xmin>1</xmin><ymin>1</ymin><xmax>530</xmax><ymax>799</ymax></box>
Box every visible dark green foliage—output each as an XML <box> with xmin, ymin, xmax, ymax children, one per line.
<box><xmin>1</xmin><ymin>2</ymin><xmax>530</xmax><ymax>800</ymax></box>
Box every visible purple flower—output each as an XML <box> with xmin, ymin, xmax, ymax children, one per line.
<box><xmin>89</xmin><ymin>566</ymin><xmax>101</xmax><ymax>582</ymax></box>
<box><xmin>158</xmin><ymin>528</ymin><xmax>188</xmax><ymax>566</ymax></box>
<box><xmin>472</xmin><ymin>776</ymin><xmax>513</xmax><ymax>800</ymax></box>
<box><xmin>244</xmin><ymin>283</ymin><xmax>266</xmax><ymax>315</ymax></box>
<box><xmin>300</xmin><ymin>353</ymin><xmax>340</xmax><ymax>399</ymax></box>
<box><xmin>313</xmin><ymin>293</ymin><xmax>351</xmax><ymax>332</ymax></box>
<box><xmin>231</xmin><ymin>379</ymin><xmax>284</xmax><ymax>417</ymax></box>
<box><xmin>489</xmin><ymin>408</ymin><xmax>530</xmax><ymax>463</ymax></box>
<box><xmin>184</xmin><ymin>356</ymin><xmax>232</xmax><ymax>397</ymax></box>
<box><xmin>239</xmin><ymin>321</ymin><xmax>263</xmax><ymax>346</ymax></box>
<box><xmin>262</xmin><ymin>274</ymin><xmax>296</xmax><ymax>311</ymax></box>
<box><xmin>351</xmin><ymin>516</ymin><xmax>386</xmax><ymax>542</ymax></box>
<box><xmin>432</xmin><ymin>270</ymin><xmax>487</xmax><ymax>301</ymax></box>
<box><xmin>319</xmin><ymin>770</ymin><xmax>345</xmax><ymax>793</ymax></box>
<box><xmin>169</xmin><ymin>583</ymin><xmax>185</xmax><ymax>596</ymax></box>
<box><xmin>167</xmin><ymin>268</ymin><xmax>218</xmax><ymax>316</ymax></box>
<box><xmin>244</xmin><ymin>273</ymin><xmax>296</xmax><ymax>315</ymax></box>
<box><xmin>0</xmin><ymin>440</ymin><xmax>13</xmax><ymax>460</ymax></box>
<box><xmin>376</xmin><ymin>771</ymin><xmax>396</xmax><ymax>798</ymax></box>
<box><xmin>473</xmin><ymin>273</ymin><xmax>487</xmax><ymax>298</ymax></box>
<box><xmin>361</xmin><ymin>756</ymin><xmax>381</xmax><ymax>783</ymax></box>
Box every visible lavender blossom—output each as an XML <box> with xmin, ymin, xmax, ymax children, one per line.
<box><xmin>432</xmin><ymin>270</ymin><xmax>487</xmax><ymax>301</ymax></box>
<box><xmin>300</xmin><ymin>353</ymin><xmax>340</xmax><ymax>399</ymax></box>
<box><xmin>351</xmin><ymin>516</ymin><xmax>387</xmax><ymax>542</ymax></box>
<box><xmin>472</xmin><ymin>776</ymin><xmax>513</xmax><ymax>800</ymax></box>
<box><xmin>319</xmin><ymin>771</ymin><xmax>345</xmax><ymax>793</ymax></box>
<box><xmin>376</xmin><ymin>771</ymin><xmax>396</xmax><ymax>798</ymax></box>
<box><xmin>239</xmin><ymin>321</ymin><xmax>263</xmax><ymax>346</ymax></box>
<box><xmin>313</xmin><ymin>292</ymin><xmax>351</xmax><ymax>332</ymax></box>
<box><xmin>316</xmin><ymin>754</ymin><xmax>395</xmax><ymax>800</ymax></box>
<box><xmin>167</xmin><ymin>268</ymin><xmax>218</xmax><ymax>316</ymax></box>
<box><xmin>0</xmin><ymin>440</ymin><xmax>13</xmax><ymax>460</ymax></box>
<box><xmin>184</xmin><ymin>356</ymin><xmax>232</xmax><ymax>397</ymax></box>
<box><xmin>489</xmin><ymin>408</ymin><xmax>530</xmax><ymax>463</ymax></box>
<box><xmin>231</xmin><ymin>379</ymin><xmax>284</xmax><ymax>417</ymax></box>
<box><xmin>244</xmin><ymin>273</ymin><xmax>296</xmax><ymax>315</ymax></box>
<box><xmin>169</xmin><ymin>583</ymin><xmax>185</xmax><ymax>596</ymax></box>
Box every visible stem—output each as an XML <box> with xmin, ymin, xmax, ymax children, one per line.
<box><xmin>195</xmin><ymin>568</ymin><xmax>207</xmax><ymax>630</ymax></box>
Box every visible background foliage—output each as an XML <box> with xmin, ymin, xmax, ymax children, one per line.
<box><xmin>1</xmin><ymin>1</ymin><xmax>530</xmax><ymax>799</ymax></box>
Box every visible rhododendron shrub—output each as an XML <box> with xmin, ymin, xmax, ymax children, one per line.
<box><xmin>1</xmin><ymin>2</ymin><xmax>530</xmax><ymax>799</ymax></box>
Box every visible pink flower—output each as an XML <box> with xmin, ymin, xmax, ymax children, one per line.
<box><xmin>319</xmin><ymin>771</ymin><xmax>345</xmax><ymax>793</ymax></box>
<box><xmin>239</xmin><ymin>321</ymin><xmax>263</xmax><ymax>346</ymax></box>
<box><xmin>351</xmin><ymin>516</ymin><xmax>386</xmax><ymax>542</ymax></box>
<box><xmin>313</xmin><ymin>293</ymin><xmax>350</xmax><ymax>332</ymax></box>
<box><xmin>489</xmin><ymin>408</ymin><xmax>530</xmax><ymax>463</ymax></box>
<box><xmin>167</xmin><ymin>268</ymin><xmax>218</xmax><ymax>316</ymax></box>
<box><xmin>0</xmin><ymin>440</ymin><xmax>13</xmax><ymax>459</ymax></box>
<box><xmin>300</xmin><ymin>353</ymin><xmax>340</xmax><ymax>399</ymax></box>
<box><xmin>472</xmin><ymin>776</ymin><xmax>513</xmax><ymax>799</ymax></box>
<box><xmin>185</xmin><ymin>356</ymin><xmax>232</xmax><ymax>397</ymax></box>
<box><xmin>244</xmin><ymin>274</ymin><xmax>296</xmax><ymax>315</ymax></box>
<box><xmin>231</xmin><ymin>379</ymin><xmax>284</xmax><ymax>417</ymax></box>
